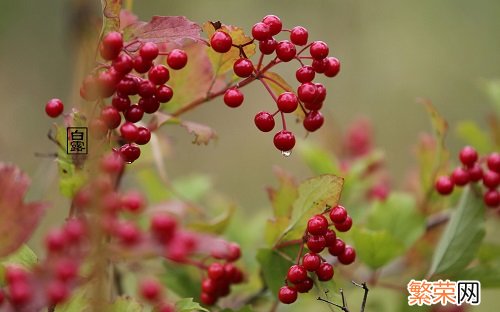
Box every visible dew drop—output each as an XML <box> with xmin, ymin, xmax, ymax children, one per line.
<box><xmin>281</xmin><ymin>150</ymin><xmax>292</xmax><ymax>157</ymax></box>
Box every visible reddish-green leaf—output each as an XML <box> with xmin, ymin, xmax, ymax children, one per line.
<box><xmin>0</xmin><ymin>164</ymin><xmax>47</xmax><ymax>257</ymax></box>
<box><xmin>101</xmin><ymin>0</ymin><xmax>122</xmax><ymax>33</ymax></box>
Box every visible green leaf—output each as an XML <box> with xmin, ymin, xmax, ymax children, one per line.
<box><xmin>264</xmin><ymin>217</ymin><xmax>290</xmax><ymax>247</ymax></box>
<box><xmin>188</xmin><ymin>201</ymin><xmax>235</xmax><ymax>234</ymax></box>
<box><xmin>107</xmin><ymin>296</ymin><xmax>144</xmax><ymax>312</ymax></box>
<box><xmin>456</xmin><ymin>121</ymin><xmax>494</xmax><ymax>154</ymax></box>
<box><xmin>172</xmin><ymin>175</ymin><xmax>212</xmax><ymax>202</ymax></box>
<box><xmin>276</xmin><ymin>175</ymin><xmax>343</xmax><ymax>244</ymax></box>
<box><xmin>175</xmin><ymin>298</ymin><xmax>209</xmax><ymax>312</ymax></box>
<box><xmin>0</xmin><ymin>244</ymin><xmax>37</xmax><ymax>284</ymax></box>
<box><xmin>56</xmin><ymin>291</ymin><xmax>144</xmax><ymax>312</ymax></box>
<box><xmin>137</xmin><ymin>169</ymin><xmax>171</xmax><ymax>203</ymax></box>
<box><xmin>456</xmin><ymin>265</ymin><xmax>500</xmax><ymax>288</ymax></box>
<box><xmin>267</xmin><ymin>167</ymin><xmax>298</xmax><ymax>218</ymax></box>
<box><xmin>480</xmin><ymin>78</ymin><xmax>500</xmax><ymax>114</ymax></box>
<box><xmin>220</xmin><ymin>306</ymin><xmax>253</xmax><ymax>312</ymax></box>
<box><xmin>352</xmin><ymin>228</ymin><xmax>404</xmax><ymax>270</ymax></box>
<box><xmin>162</xmin><ymin>261</ymin><xmax>200</xmax><ymax>298</ymax></box>
<box><xmin>296</xmin><ymin>141</ymin><xmax>340</xmax><ymax>175</ymax></box>
<box><xmin>256</xmin><ymin>248</ymin><xmax>294</xmax><ymax>296</ymax></box>
<box><xmin>428</xmin><ymin>187</ymin><xmax>486</xmax><ymax>277</ymax></box>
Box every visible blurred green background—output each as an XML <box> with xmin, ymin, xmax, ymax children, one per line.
<box><xmin>0</xmin><ymin>0</ymin><xmax>499</xmax><ymax>311</ymax></box>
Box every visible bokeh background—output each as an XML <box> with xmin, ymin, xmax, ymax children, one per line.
<box><xmin>0</xmin><ymin>0</ymin><xmax>499</xmax><ymax>311</ymax></box>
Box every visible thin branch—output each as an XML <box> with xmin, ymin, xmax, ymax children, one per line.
<box><xmin>352</xmin><ymin>281</ymin><xmax>369</xmax><ymax>312</ymax></box>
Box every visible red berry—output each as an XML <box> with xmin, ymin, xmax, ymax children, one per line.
<box><xmin>468</xmin><ymin>164</ymin><xmax>483</xmax><ymax>182</ymax></box>
<box><xmin>139</xmin><ymin>279</ymin><xmax>162</xmax><ymax>302</ymax></box>
<box><xmin>100</xmin><ymin>31</ymin><xmax>123</xmax><ymax>60</ymax></box>
<box><xmin>287</xmin><ymin>264</ymin><xmax>307</xmax><ymax>284</ymax></box>
<box><xmin>46</xmin><ymin>280</ymin><xmax>69</xmax><ymax>305</ymax></box>
<box><xmin>9</xmin><ymin>281</ymin><xmax>32</xmax><ymax>306</ymax></box>
<box><xmin>133</xmin><ymin>56</ymin><xmax>153</xmax><ymax>74</ymax></box>
<box><xmin>122</xmin><ymin>191</ymin><xmax>144</xmax><ymax>213</ymax></box>
<box><xmin>307</xmin><ymin>214</ymin><xmax>329</xmax><ymax>235</ymax></box>
<box><xmin>100</xmin><ymin>106</ymin><xmax>121</xmax><ymax>129</ymax></box>
<box><xmin>297</xmin><ymin>82</ymin><xmax>318</xmax><ymax>103</ymax></box>
<box><xmin>116</xmin><ymin>221</ymin><xmax>141</xmax><ymax>245</ymax></box>
<box><xmin>201</xmin><ymin>278</ymin><xmax>217</xmax><ymax>295</ymax></box>
<box><xmin>148</xmin><ymin>65</ymin><xmax>170</xmax><ymax>85</ymax></box>
<box><xmin>101</xmin><ymin>152</ymin><xmax>124</xmax><ymax>174</ymax></box>
<box><xmin>251</xmin><ymin>22</ymin><xmax>271</xmax><ymax>41</ymax></box>
<box><xmin>329</xmin><ymin>205</ymin><xmax>347</xmax><ymax>224</ymax></box>
<box><xmin>112</xmin><ymin>53</ymin><xmax>133</xmax><ymax>74</ymax></box>
<box><xmin>483</xmin><ymin>170</ymin><xmax>500</xmax><ymax>189</ymax></box>
<box><xmin>140</xmin><ymin>42</ymin><xmax>159</xmax><ymax>61</ymax></box>
<box><xmin>157</xmin><ymin>303</ymin><xmax>175</xmax><ymax>312</ymax></box>
<box><xmin>324</xmin><ymin>229</ymin><xmax>337</xmax><ymax>246</ymax></box>
<box><xmin>45</xmin><ymin>228</ymin><xmax>67</xmax><ymax>253</ymax></box>
<box><xmin>262</xmin><ymin>15</ymin><xmax>282</xmax><ymax>36</ymax></box>
<box><xmin>223</xmin><ymin>88</ymin><xmax>244</xmax><ymax>107</ymax></box>
<box><xmin>328</xmin><ymin>238</ymin><xmax>346</xmax><ymax>256</ymax></box>
<box><xmin>119</xmin><ymin>143</ymin><xmax>141</xmax><ymax>163</ymax></box>
<box><xmin>45</xmin><ymin>98</ymin><xmax>64</xmax><ymax>118</ymax></box>
<box><xmin>259</xmin><ymin>38</ymin><xmax>277</xmax><ymax>55</ymax></box>
<box><xmin>112</xmin><ymin>94</ymin><xmax>131</xmax><ymax>111</ymax></box>
<box><xmin>97</xmin><ymin>70</ymin><xmax>119</xmax><ymax>98</ymax></box>
<box><xmin>334</xmin><ymin>215</ymin><xmax>352</xmax><ymax>232</ymax></box>
<box><xmin>310</xmin><ymin>41</ymin><xmax>329</xmax><ymax>60</ymax></box>
<box><xmin>338</xmin><ymin>245</ymin><xmax>356</xmax><ymax>265</ymax></box>
<box><xmin>254</xmin><ymin>111</ymin><xmax>275</xmax><ymax>132</ymax></box>
<box><xmin>116</xmin><ymin>76</ymin><xmax>139</xmax><ymax>96</ymax></box>
<box><xmin>208</xmin><ymin>263</ymin><xmax>225</xmax><ymax>280</ymax></box>
<box><xmin>139</xmin><ymin>96</ymin><xmax>161</xmax><ymax>114</ymax></box>
<box><xmin>5</xmin><ymin>266</ymin><xmax>28</xmax><ymax>284</ymax></box>
<box><xmin>306</xmin><ymin>235</ymin><xmax>326</xmax><ymax>253</ymax></box>
<box><xmin>484</xmin><ymin>189</ymin><xmax>500</xmax><ymax>208</ymax></box>
<box><xmin>167</xmin><ymin>49</ymin><xmax>188</xmax><ymax>70</ymax></box>
<box><xmin>435</xmin><ymin>176</ymin><xmax>454</xmax><ymax>195</ymax></box>
<box><xmin>64</xmin><ymin>218</ymin><xmax>86</xmax><ymax>243</ymax></box>
<box><xmin>227</xmin><ymin>243</ymin><xmax>241</xmax><ymax>262</ymax></box>
<box><xmin>54</xmin><ymin>258</ymin><xmax>78</xmax><ymax>282</ymax></box>
<box><xmin>487</xmin><ymin>152</ymin><xmax>500</xmax><ymax>173</ymax></box>
<box><xmin>324</xmin><ymin>57</ymin><xmax>341</xmax><ymax>77</ymax></box>
<box><xmin>301</xmin><ymin>252</ymin><xmax>321</xmax><ymax>271</ymax></box>
<box><xmin>210</xmin><ymin>30</ymin><xmax>232</xmax><ymax>53</ymax></box>
<box><xmin>150</xmin><ymin>214</ymin><xmax>177</xmax><ymax>243</ymax></box>
<box><xmin>138</xmin><ymin>80</ymin><xmax>156</xmax><ymax>98</ymax></box>
<box><xmin>273</xmin><ymin>130</ymin><xmax>296</xmax><ymax>152</ymax></box>
<box><xmin>303</xmin><ymin>111</ymin><xmax>324</xmax><ymax>132</ymax></box>
<box><xmin>451</xmin><ymin>167</ymin><xmax>470</xmax><ymax>186</ymax></box>
<box><xmin>136</xmin><ymin>127</ymin><xmax>151</xmax><ymax>145</ymax></box>
<box><xmin>296</xmin><ymin>65</ymin><xmax>315</xmax><ymax>83</ymax></box>
<box><xmin>278</xmin><ymin>286</ymin><xmax>297</xmax><ymax>304</ymax></box>
<box><xmin>156</xmin><ymin>85</ymin><xmax>174</xmax><ymax>103</ymax></box>
<box><xmin>290</xmin><ymin>26</ymin><xmax>308</xmax><ymax>46</ymax></box>
<box><xmin>277</xmin><ymin>92</ymin><xmax>298</xmax><ymax>113</ymax></box>
<box><xmin>316</xmin><ymin>262</ymin><xmax>334</xmax><ymax>281</ymax></box>
<box><xmin>233</xmin><ymin>58</ymin><xmax>254</xmax><ymax>78</ymax></box>
<box><xmin>200</xmin><ymin>292</ymin><xmax>217</xmax><ymax>305</ymax></box>
<box><xmin>125</xmin><ymin>104</ymin><xmax>144</xmax><ymax>123</ymax></box>
<box><xmin>304</xmin><ymin>100</ymin><xmax>323</xmax><ymax>111</ymax></box>
<box><xmin>295</xmin><ymin>277</ymin><xmax>314</xmax><ymax>293</ymax></box>
<box><xmin>312</xmin><ymin>58</ymin><xmax>328</xmax><ymax>73</ymax></box>
<box><xmin>120</xmin><ymin>122</ymin><xmax>139</xmax><ymax>142</ymax></box>
<box><xmin>314</xmin><ymin>83</ymin><xmax>327</xmax><ymax>102</ymax></box>
<box><xmin>276</xmin><ymin>40</ymin><xmax>296</xmax><ymax>62</ymax></box>
<box><xmin>459</xmin><ymin>146</ymin><xmax>478</xmax><ymax>167</ymax></box>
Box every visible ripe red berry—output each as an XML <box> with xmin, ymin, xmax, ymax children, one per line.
<box><xmin>303</xmin><ymin>111</ymin><xmax>324</xmax><ymax>132</ymax></box>
<box><xmin>122</xmin><ymin>191</ymin><xmax>144</xmax><ymax>213</ymax></box>
<box><xmin>254</xmin><ymin>112</ymin><xmax>275</xmax><ymax>132</ymax></box>
<box><xmin>46</xmin><ymin>280</ymin><xmax>69</xmax><ymax>305</ymax></box>
<box><xmin>139</xmin><ymin>96</ymin><xmax>161</xmax><ymax>114</ymax></box>
<box><xmin>54</xmin><ymin>258</ymin><xmax>78</xmax><ymax>282</ymax></box>
<box><xmin>100</xmin><ymin>106</ymin><xmax>121</xmax><ymax>129</ymax></box>
<box><xmin>63</xmin><ymin>218</ymin><xmax>86</xmax><ymax>243</ymax></box>
<box><xmin>338</xmin><ymin>245</ymin><xmax>356</xmax><ymax>265</ymax></box>
<box><xmin>316</xmin><ymin>262</ymin><xmax>334</xmax><ymax>281</ymax></box>
<box><xmin>210</xmin><ymin>30</ymin><xmax>233</xmax><ymax>53</ymax></box>
<box><xmin>148</xmin><ymin>65</ymin><xmax>170</xmax><ymax>85</ymax></box>
<box><xmin>324</xmin><ymin>229</ymin><xmax>337</xmax><ymax>246</ymax></box>
<box><xmin>45</xmin><ymin>98</ymin><xmax>64</xmax><ymax>118</ymax></box>
<box><xmin>125</xmin><ymin>104</ymin><xmax>144</xmax><ymax>123</ymax></box>
<box><xmin>135</xmin><ymin>127</ymin><xmax>151</xmax><ymax>145</ymax></box>
<box><xmin>5</xmin><ymin>266</ymin><xmax>28</xmax><ymax>284</ymax></box>
<box><xmin>451</xmin><ymin>167</ymin><xmax>470</xmax><ymax>186</ymax></box>
<box><xmin>329</xmin><ymin>205</ymin><xmax>347</xmax><ymax>224</ymax></box>
<box><xmin>119</xmin><ymin>144</ymin><xmax>141</xmax><ymax>163</ymax></box>
<box><xmin>307</xmin><ymin>214</ymin><xmax>329</xmax><ymax>235</ymax></box>
<box><xmin>484</xmin><ymin>189</ymin><xmax>500</xmax><ymax>208</ymax></box>
<box><xmin>273</xmin><ymin>130</ymin><xmax>296</xmax><ymax>152</ymax></box>
<box><xmin>9</xmin><ymin>281</ymin><xmax>32</xmax><ymax>306</ymax></box>
<box><xmin>259</xmin><ymin>38</ymin><xmax>277</xmax><ymax>55</ymax></box>
<box><xmin>435</xmin><ymin>176</ymin><xmax>454</xmax><ymax>195</ymax></box>
<box><xmin>312</xmin><ymin>58</ymin><xmax>328</xmax><ymax>73</ymax></box>
<box><xmin>200</xmin><ymin>292</ymin><xmax>217</xmax><ymax>305</ymax></box>
<box><xmin>140</xmin><ymin>279</ymin><xmax>162</xmax><ymax>302</ymax></box>
<box><xmin>96</xmin><ymin>70</ymin><xmax>118</xmax><ymax>97</ymax></box>
<box><xmin>167</xmin><ymin>49</ymin><xmax>188</xmax><ymax>70</ymax></box>
<box><xmin>140</xmin><ymin>42</ymin><xmax>159</xmax><ymax>61</ymax></box>
<box><xmin>297</xmin><ymin>82</ymin><xmax>318</xmax><ymax>103</ymax></box>
<box><xmin>468</xmin><ymin>164</ymin><xmax>483</xmax><ymax>182</ymax></box>
<box><xmin>112</xmin><ymin>94</ymin><xmax>131</xmax><ymax>111</ymax></box>
<box><xmin>100</xmin><ymin>31</ymin><xmax>123</xmax><ymax>60</ymax></box>
<box><xmin>334</xmin><ymin>215</ymin><xmax>352</xmax><ymax>232</ymax></box>
<box><xmin>207</xmin><ymin>263</ymin><xmax>225</xmax><ymax>280</ymax></box>
<box><xmin>251</xmin><ymin>22</ymin><xmax>271</xmax><ymax>41</ymax></box>
<box><xmin>290</xmin><ymin>26</ymin><xmax>308</xmax><ymax>46</ymax></box>
<box><xmin>233</xmin><ymin>58</ymin><xmax>254</xmax><ymax>78</ymax></box>
<box><xmin>277</xmin><ymin>92</ymin><xmax>299</xmax><ymax>113</ymax></box>
<box><xmin>296</xmin><ymin>65</ymin><xmax>315</xmax><ymax>83</ymax></box>
<box><xmin>324</xmin><ymin>57</ymin><xmax>341</xmax><ymax>77</ymax></box>
<box><xmin>133</xmin><ymin>56</ymin><xmax>153</xmax><ymax>74</ymax></box>
<box><xmin>227</xmin><ymin>243</ymin><xmax>241</xmax><ymax>262</ymax></box>
<box><xmin>223</xmin><ymin>88</ymin><xmax>244</xmax><ymax>107</ymax></box>
<box><xmin>116</xmin><ymin>76</ymin><xmax>139</xmax><ymax>96</ymax></box>
<box><xmin>310</xmin><ymin>41</ymin><xmax>329</xmax><ymax>60</ymax></box>
<box><xmin>278</xmin><ymin>286</ymin><xmax>297</xmax><ymax>304</ymax></box>
<box><xmin>156</xmin><ymin>85</ymin><xmax>174</xmax><ymax>103</ymax></box>
<box><xmin>150</xmin><ymin>214</ymin><xmax>177</xmax><ymax>243</ymax></box>
<box><xmin>487</xmin><ymin>152</ymin><xmax>500</xmax><ymax>173</ymax></box>
<box><xmin>295</xmin><ymin>277</ymin><xmax>313</xmax><ymax>293</ymax></box>
<box><xmin>112</xmin><ymin>53</ymin><xmax>133</xmax><ymax>74</ymax></box>
<box><xmin>45</xmin><ymin>228</ymin><xmax>67</xmax><ymax>253</ymax></box>
<box><xmin>116</xmin><ymin>221</ymin><xmax>141</xmax><ymax>245</ymax></box>
<box><xmin>306</xmin><ymin>235</ymin><xmax>326</xmax><ymax>253</ymax></box>
<box><xmin>287</xmin><ymin>264</ymin><xmax>307</xmax><ymax>284</ymax></box>
<box><xmin>138</xmin><ymin>80</ymin><xmax>156</xmax><ymax>98</ymax></box>
<box><xmin>314</xmin><ymin>83</ymin><xmax>327</xmax><ymax>103</ymax></box>
<box><xmin>459</xmin><ymin>146</ymin><xmax>478</xmax><ymax>167</ymax></box>
<box><xmin>301</xmin><ymin>252</ymin><xmax>321</xmax><ymax>271</ymax></box>
<box><xmin>276</xmin><ymin>40</ymin><xmax>297</xmax><ymax>62</ymax></box>
<box><xmin>328</xmin><ymin>238</ymin><xmax>346</xmax><ymax>257</ymax></box>
<box><xmin>262</xmin><ymin>15</ymin><xmax>282</xmax><ymax>36</ymax></box>
<box><xmin>201</xmin><ymin>278</ymin><xmax>217</xmax><ymax>295</ymax></box>
<box><xmin>483</xmin><ymin>170</ymin><xmax>500</xmax><ymax>189</ymax></box>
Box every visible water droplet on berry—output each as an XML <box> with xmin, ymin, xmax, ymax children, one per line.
<box><xmin>281</xmin><ymin>150</ymin><xmax>292</xmax><ymax>157</ymax></box>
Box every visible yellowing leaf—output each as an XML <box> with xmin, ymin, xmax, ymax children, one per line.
<box><xmin>181</xmin><ymin>120</ymin><xmax>218</xmax><ymax>145</ymax></box>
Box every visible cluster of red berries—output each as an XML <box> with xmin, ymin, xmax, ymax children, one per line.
<box><xmin>210</xmin><ymin>15</ymin><xmax>340</xmax><ymax>154</ymax></box>
<box><xmin>435</xmin><ymin>147</ymin><xmax>500</xmax><ymax>208</ymax></box>
<box><xmin>278</xmin><ymin>205</ymin><xmax>355</xmax><ymax>304</ymax></box>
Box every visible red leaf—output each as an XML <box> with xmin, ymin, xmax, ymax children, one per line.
<box><xmin>0</xmin><ymin>163</ymin><xmax>47</xmax><ymax>257</ymax></box>
<box><xmin>125</xmin><ymin>16</ymin><xmax>202</xmax><ymax>48</ymax></box>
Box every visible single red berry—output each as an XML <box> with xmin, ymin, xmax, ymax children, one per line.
<box><xmin>314</xmin><ymin>83</ymin><xmax>327</xmax><ymax>102</ymax></box>
<box><xmin>262</xmin><ymin>15</ymin><xmax>282</xmax><ymax>36</ymax></box>
<box><xmin>150</xmin><ymin>214</ymin><xmax>177</xmax><ymax>243</ymax></box>
<box><xmin>287</xmin><ymin>264</ymin><xmax>307</xmax><ymax>284</ymax></box>
<box><xmin>324</xmin><ymin>57</ymin><xmax>341</xmax><ymax>77</ymax></box>
<box><xmin>116</xmin><ymin>221</ymin><xmax>141</xmax><ymax>245</ymax></box>
<box><xmin>487</xmin><ymin>152</ymin><xmax>500</xmax><ymax>173</ymax></box>
<box><xmin>277</xmin><ymin>92</ymin><xmax>299</xmax><ymax>113</ymax></box>
<box><xmin>100</xmin><ymin>31</ymin><xmax>123</xmax><ymax>60</ymax></box>
<box><xmin>324</xmin><ymin>229</ymin><xmax>337</xmax><ymax>246</ymax></box>
<box><xmin>54</xmin><ymin>258</ymin><xmax>78</xmax><ymax>282</ymax></box>
<box><xmin>167</xmin><ymin>49</ymin><xmax>188</xmax><ymax>70</ymax></box>
<box><xmin>148</xmin><ymin>65</ymin><xmax>170</xmax><ymax>85</ymax></box>
<box><xmin>45</xmin><ymin>98</ymin><xmax>64</xmax><ymax>118</ymax></box>
<box><xmin>133</xmin><ymin>56</ymin><xmax>153</xmax><ymax>74</ymax></box>
<box><xmin>135</xmin><ymin>127</ymin><xmax>151</xmax><ymax>145</ymax></box>
<box><xmin>484</xmin><ymin>189</ymin><xmax>500</xmax><ymax>208</ymax></box>
<box><xmin>459</xmin><ymin>146</ymin><xmax>478</xmax><ymax>167</ymax></box>
<box><xmin>46</xmin><ymin>280</ymin><xmax>69</xmax><ymax>305</ymax></box>
<box><xmin>216</xmin><ymin>280</ymin><xmax>231</xmax><ymax>297</ymax></box>
<box><xmin>483</xmin><ymin>170</ymin><xmax>500</xmax><ymax>189</ymax></box>
<box><xmin>290</xmin><ymin>26</ymin><xmax>308</xmax><ymax>46</ymax></box>
<box><xmin>157</xmin><ymin>303</ymin><xmax>175</xmax><ymax>312</ymax></box>
<box><xmin>301</xmin><ymin>252</ymin><xmax>321</xmax><ymax>271</ymax></box>
<box><xmin>223</xmin><ymin>88</ymin><xmax>244</xmax><ymax>107</ymax></box>
<box><xmin>467</xmin><ymin>163</ymin><xmax>483</xmax><ymax>182</ymax></box>
<box><xmin>259</xmin><ymin>38</ymin><xmax>277</xmax><ymax>55</ymax></box>
<box><xmin>140</xmin><ymin>279</ymin><xmax>162</xmax><ymax>302</ymax></box>
<box><xmin>451</xmin><ymin>167</ymin><xmax>470</xmax><ymax>186</ymax></box>
<box><xmin>273</xmin><ymin>130</ymin><xmax>296</xmax><ymax>152</ymax></box>
<box><xmin>316</xmin><ymin>262</ymin><xmax>334</xmax><ymax>281</ymax></box>
<box><xmin>5</xmin><ymin>266</ymin><xmax>28</xmax><ymax>284</ymax></box>
<box><xmin>140</xmin><ymin>42</ymin><xmax>159</xmax><ymax>61</ymax></box>
<box><xmin>252</xmin><ymin>22</ymin><xmax>271</xmax><ymax>41</ymax></box>
<box><xmin>125</xmin><ymin>104</ymin><xmax>144</xmax><ymax>123</ymax></box>
<box><xmin>227</xmin><ymin>243</ymin><xmax>241</xmax><ymax>262</ymax></box>
<box><xmin>229</xmin><ymin>266</ymin><xmax>244</xmax><ymax>284</ymax></box>
<box><xmin>200</xmin><ymin>292</ymin><xmax>217</xmax><ymax>305</ymax></box>
<box><xmin>156</xmin><ymin>85</ymin><xmax>174</xmax><ymax>103</ymax></box>
<box><xmin>233</xmin><ymin>58</ymin><xmax>254</xmax><ymax>78</ymax></box>
<box><xmin>101</xmin><ymin>152</ymin><xmax>124</xmax><ymax>174</ymax></box>
<box><xmin>304</xmin><ymin>100</ymin><xmax>323</xmax><ymax>111</ymax></box>
<box><xmin>207</xmin><ymin>263</ymin><xmax>225</xmax><ymax>280</ymax></box>
<box><xmin>201</xmin><ymin>278</ymin><xmax>217</xmax><ymax>295</ymax></box>
<box><xmin>328</xmin><ymin>238</ymin><xmax>346</xmax><ymax>256</ymax></box>
<box><xmin>100</xmin><ymin>106</ymin><xmax>121</xmax><ymax>129</ymax></box>
<box><xmin>139</xmin><ymin>96</ymin><xmax>161</xmax><ymax>114</ymax></box>
<box><xmin>310</xmin><ymin>41</ymin><xmax>329</xmax><ymax>60</ymax></box>
<box><xmin>297</xmin><ymin>82</ymin><xmax>318</xmax><ymax>103</ymax></box>
<box><xmin>96</xmin><ymin>70</ymin><xmax>119</xmax><ymax>98</ymax></box>
<box><xmin>303</xmin><ymin>111</ymin><xmax>324</xmax><ymax>132</ymax></box>
<box><xmin>210</xmin><ymin>30</ymin><xmax>232</xmax><ymax>53</ymax></box>
<box><xmin>307</xmin><ymin>234</ymin><xmax>327</xmax><ymax>253</ymax></box>
<box><xmin>295</xmin><ymin>277</ymin><xmax>314</xmax><ymax>293</ymax></box>
<box><xmin>435</xmin><ymin>176</ymin><xmax>454</xmax><ymax>195</ymax></box>
<box><xmin>296</xmin><ymin>65</ymin><xmax>315</xmax><ymax>83</ymax></box>
<box><xmin>119</xmin><ymin>143</ymin><xmax>141</xmax><ymax>163</ymax></box>
<box><xmin>122</xmin><ymin>191</ymin><xmax>144</xmax><ymax>213</ymax></box>
<box><xmin>9</xmin><ymin>281</ymin><xmax>32</xmax><ymax>306</ymax></box>
<box><xmin>312</xmin><ymin>58</ymin><xmax>328</xmax><ymax>73</ymax></box>
<box><xmin>63</xmin><ymin>218</ymin><xmax>86</xmax><ymax>243</ymax></box>
<box><xmin>278</xmin><ymin>286</ymin><xmax>297</xmax><ymax>304</ymax></box>
<box><xmin>338</xmin><ymin>245</ymin><xmax>356</xmax><ymax>265</ymax></box>
<box><xmin>138</xmin><ymin>80</ymin><xmax>156</xmax><ymax>98</ymax></box>
<box><xmin>334</xmin><ymin>215</ymin><xmax>352</xmax><ymax>232</ymax></box>
<box><xmin>223</xmin><ymin>263</ymin><xmax>239</xmax><ymax>282</ymax></box>
<box><xmin>307</xmin><ymin>214</ymin><xmax>329</xmax><ymax>235</ymax></box>
<box><xmin>116</xmin><ymin>76</ymin><xmax>139</xmax><ymax>96</ymax></box>
<box><xmin>45</xmin><ymin>228</ymin><xmax>67</xmax><ymax>253</ymax></box>
<box><xmin>112</xmin><ymin>94</ymin><xmax>131</xmax><ymax>111</ymax></box>
<box><xmin>112</xmin><ymin>53</ymin><xmax>133</xmax><ymax>74</ymax></box>
<box><xmin>276</xmin><ymin>40</ymin><xmax>297</xmax><ymax>62</ymax></box>
<box><xmin>329</xmin><ymin>205</ymin><xmax>348</xmax><ymax>224</ymax></box>
<box><xmin>254</xmin><ymin>111</ymin><xmax>275</xmax><ymax>132</ymax></box>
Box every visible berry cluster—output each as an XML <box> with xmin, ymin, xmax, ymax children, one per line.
<box><xmin>210</xmin><ymin>15</ymin><xmax>340</xmax><ymax>154</ymax></box>
<box><xmin>435</xmin><ymin>147</ymin><xmax>499</xmax><ymax>208</ymax></box>
<box><xmin>278</xmin><ymin>205</ymin><xmax>355</xmax><ymax>304</ymax></box>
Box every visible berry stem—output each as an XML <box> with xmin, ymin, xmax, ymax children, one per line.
<box><xmin>273</xmin><ymin>239</ymin><xmax>303</xmax><ymax>250</ymax></box>
<box><xmin>261</xmin><ymin>74</ymin><xmax>290</xmax><ymax>92</ymax></box>
<box><xmin>256</xmin><ymin>53</ymin><xmax>265</xmax><ymax>72</ymax></box>
<box><xmin>258</xmin><ymin>76</ymin><xmax>278</xmax><ymax>102</ymax></box>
